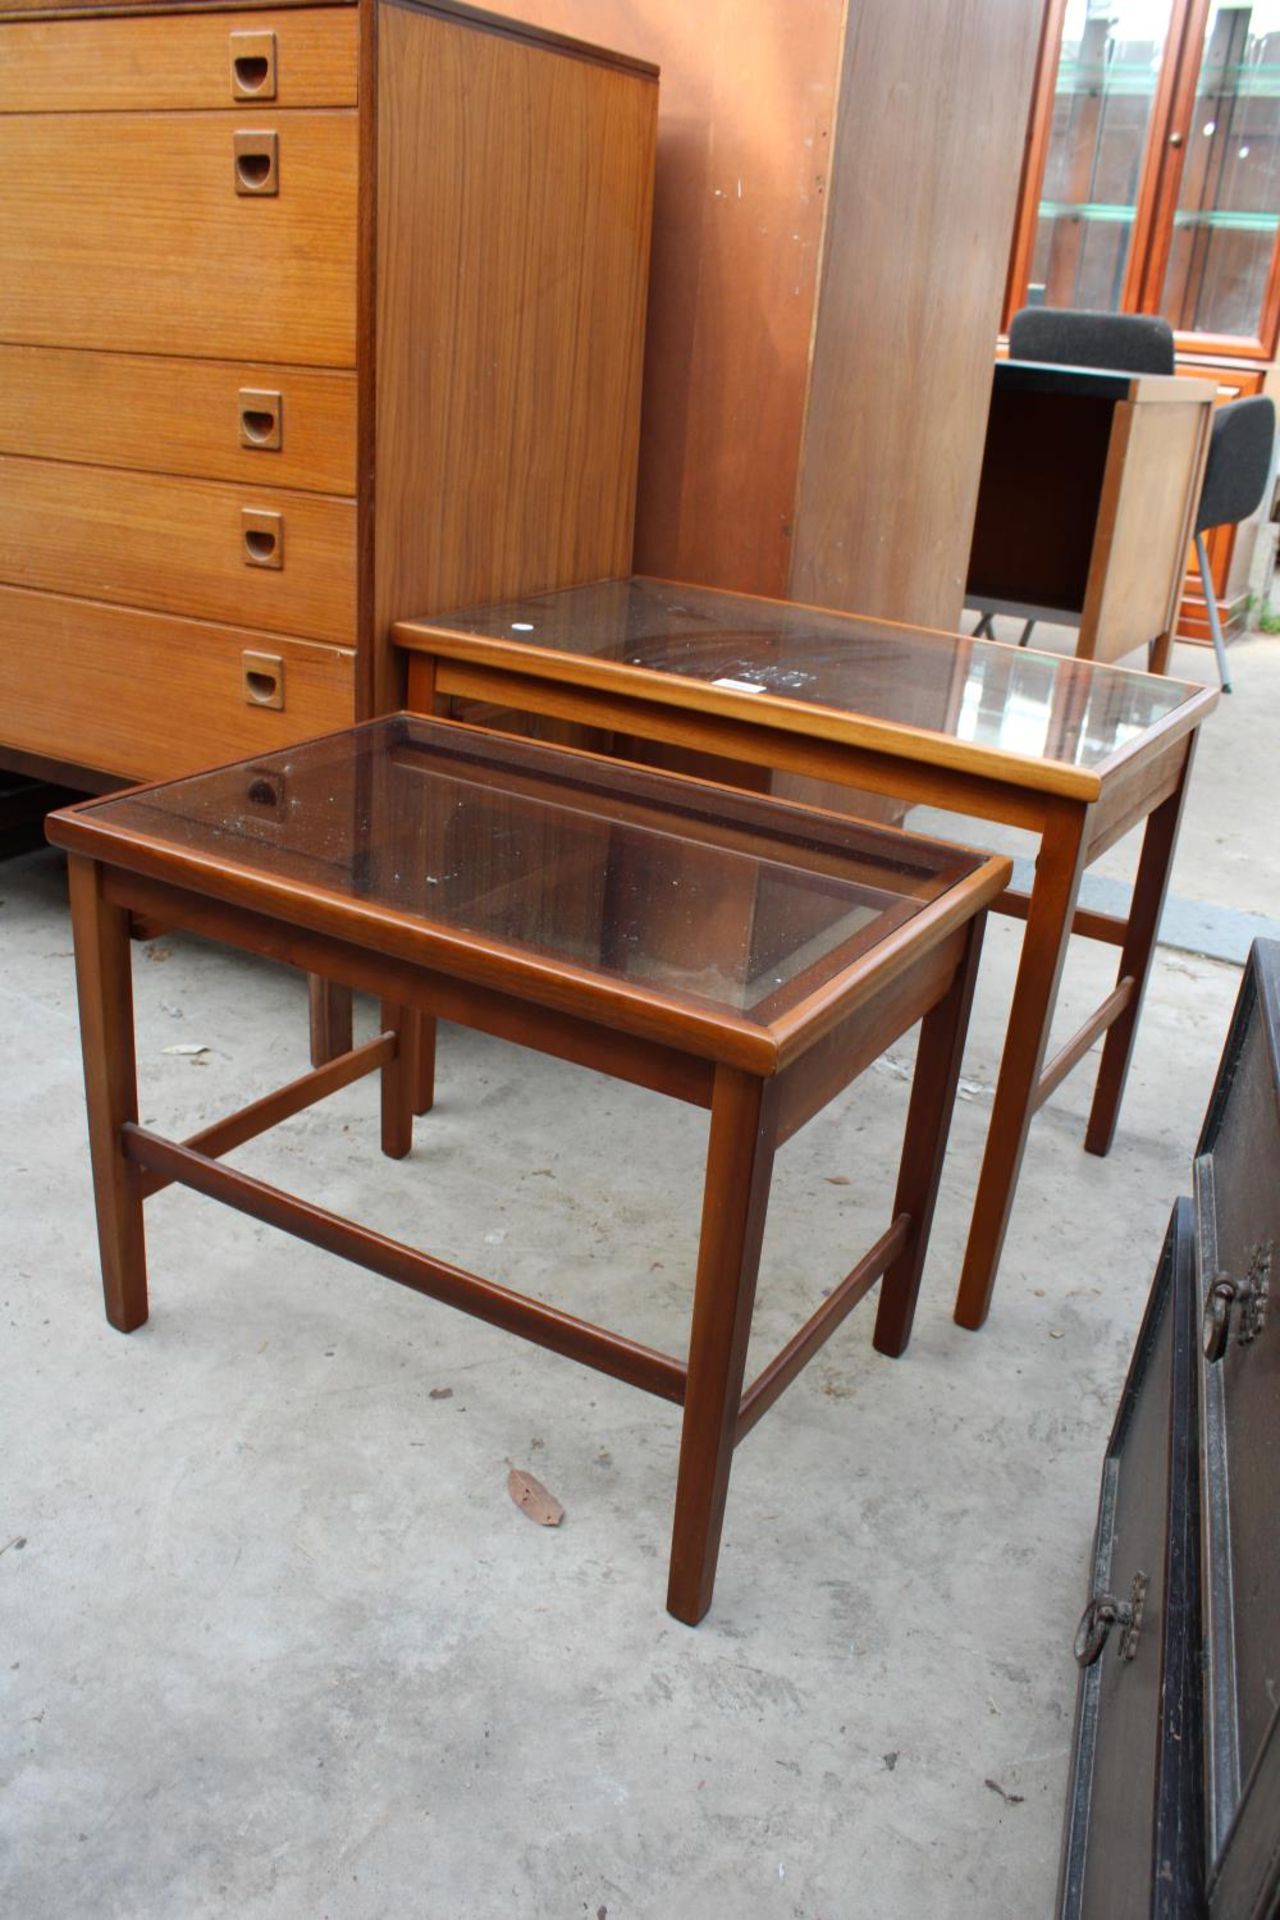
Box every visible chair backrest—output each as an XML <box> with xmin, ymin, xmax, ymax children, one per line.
<box><xmin>1008</xmin><ymin>307</ymin><xmax>1176</xmax><ymax>376</ymax></box>
<box><xmin>1196</xmin><ymin>394</ymin><xmax>1277</xmax><ymax>535</ymax></box>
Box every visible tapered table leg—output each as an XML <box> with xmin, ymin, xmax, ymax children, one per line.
<box><xmin>413</xmin><ymin>1016</ymin><xmax>437</xmax><ymax>1116</ymax></box>
<box><xmin>954</xmin><ymin>804</ymin><xmax>1088</xmax><ymax>1331</ymax></box>
<box><xmin>667</xmin><ymin>1066</ymin><xmax>778</xmax><ymax>1626</ymax></box>
<box><xmin>67</xmin><ymin>854</ymin><xmax>148</xmax><ymax>1332</ymax></box>
<box><xmin>308</xmin><ymin>977</ymin><xmax>354</xmax><ymax>1066</ymax></box>
<box><xmin>380</xmin><ymin>1000</ymin><xmax>418</xmax><ymax>1160</ymax></box>
<box><xmin>875</xmin><ymin>916</ymin><xmax>986</xmax><ymax>1357</ymax></box>
<box><xmin>1085</xmin><ymin>746</ymin><xmax>1194</xmax><ymax>1158</ymax></box>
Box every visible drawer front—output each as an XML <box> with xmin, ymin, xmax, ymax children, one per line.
<box><xmin>0</xmin><ymin>346</ymin><xmax>357</xmax><ymax>496</ymax></box>
<box><xmin>0</xmin><ymin>585</ymin><xmax>354</xmax><ymax>782</ymax></box>
<box><xmin>0</xmin><ymin>9</ymin><xmax>358</xmax><ymax>113</ymax></box>
<box><xmin>0</xmin><ymin>110</ymin><xmax>356</xmax><ymax>365</ymax></box>
<box><xmin>0</xmin><ymin>456</ymin><xmax>356</xmax><ymax>646</ymax></box>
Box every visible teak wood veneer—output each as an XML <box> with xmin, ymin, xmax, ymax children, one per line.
<box><xmin>0</xmin><ymin>0</ymin><xmax>656</xmax><ymax>786</ymax></box>
<box><xmin>967</xmin><ymin>361</ymin><xmax>1217</xmax><ymax>672</ymax></box>
<box><xmin>49</xmin><ymin>716</ymin><xmax>1009</xmax><ymax>1622</ymax></box>
<box><xmin>394</xmin><ymin>576</ymin><xmax>1220</xmax><ymax>1329</ymax></box>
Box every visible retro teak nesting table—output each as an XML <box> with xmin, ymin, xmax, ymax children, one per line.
<box><xmin>51</xmin><ymin>716</ymin><xmax>1008</xmax><ymax>1622</ymax></box>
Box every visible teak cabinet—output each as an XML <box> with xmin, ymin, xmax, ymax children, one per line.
<box><xmin>0</xmin><ymin>0</ymin><xmax>656</xmax><ymax>786</ymax></box>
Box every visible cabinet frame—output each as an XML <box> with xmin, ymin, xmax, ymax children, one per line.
<box><xmin>1004</xmin><ymin>0</ymin><xmax>1280</xmax><ymax>365</ymax></box>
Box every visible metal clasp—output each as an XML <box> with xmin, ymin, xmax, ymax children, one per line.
<box><xmin>1202</xmin><ymin>1240</ymin><xmax>1272</xmax><ymax>1363</ymax></box>
<box><xmin>1074</xmin><ymin>1570</ymin><xmax>1148</xmax><ymax>1667</ymax></box>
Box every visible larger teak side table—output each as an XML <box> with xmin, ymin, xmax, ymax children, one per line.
<box><xmin>50</xmin><ymin>715</ymin><xmax>1008</xmax><ymax>1623</ymax></box>
<box><xmin>394</xmin><ymin>579</ymin><xmax>1219</xmax><ymax>1328</ymax></box>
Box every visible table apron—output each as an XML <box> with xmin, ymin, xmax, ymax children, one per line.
<box><xmin>1084</xmin><ymin>737</ymin><xmax>1189</xmax><ymax>864</ymax></box>
<box><xmin>774</xmin><ymin>929</ymin><xmax>965</xmax><ymax>1147</ymax></box>
<box><xmin>101</xmin><ymin>866</ymin><xmax>717</xmax><ymax>1110</ymax></box>
<box><xmin>428</xmin><ymin>658</ymin><xmax>1056</xmax><ymax>833</ymax></box>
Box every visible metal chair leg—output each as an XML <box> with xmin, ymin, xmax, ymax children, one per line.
<box><xmin>1017</xmin><ymin>619</ymin><xmax>1036</xmax><ymax>648</ymax></box>
<box><xmin>972</xmin><ymin>612</ymin><xmax>996</xmax><ymax>639</ymax></box>
<box><xmin>1196</xmin><ymin>531</ymin><xmax>1233</xmax><ymax>694</ymax></box>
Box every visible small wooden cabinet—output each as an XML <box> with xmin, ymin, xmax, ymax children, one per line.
<box><xmin>967</xmin><ymin>360</ymin><xmax>1215</xmax><ymax>669</ymax></box>
<box><xmin>0</xmin><ymin>0</ymin><xmax>656</xmax><ymax>785</ymax></box>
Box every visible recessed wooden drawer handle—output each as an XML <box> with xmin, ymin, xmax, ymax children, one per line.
<box><xmin>234</xmin><ymin>131</ymin><xmax>279</xmax><ymax>196</ymax></box>
<box><xmin>242</xmin><ymin>508</ymin><xmax>284</xmax><ymax>569</ymax></box>
<box><xmin>230</xmin><ymin>30</ymin><xmax>277</xmax><ymax>101</ymax></box>
<box><xmin>242</xmin><ymin>651</ymin><xmax>284</xmax><ymax>710</ymax></box>
<box><xmin>238</xmin><ymin>389</ymin><xmax>283</xmax><ymax>451</ymax></box>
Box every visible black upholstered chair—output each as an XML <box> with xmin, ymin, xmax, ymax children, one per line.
<box><xmin>1193</xmin><ymin>394</ymin><xmax>1276</xmax><ymax>694</ymax></box>
<box><xmin>972</xmin><ymin>308</ymin><xmax>1178</xmax><ymax>647</ymax></box>
<box><xmin>1007</xmin><ymin>307</ymin><xmax>1175</xmax><ymax>378</ymax></box>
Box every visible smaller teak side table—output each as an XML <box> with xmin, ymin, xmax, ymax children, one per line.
<box><xmin>50</xmin><ymin>716</ymin><xmax>1007</xmax><ymax>1623</ymax></box>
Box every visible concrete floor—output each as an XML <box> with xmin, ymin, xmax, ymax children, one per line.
<box><xmin>2</xmin><ymin>630</ymin><xmax>1277</xmax><ymax>1919</ymax></box>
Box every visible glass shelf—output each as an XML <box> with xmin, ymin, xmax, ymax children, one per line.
<box><xmin>1039</xmin><ymin>201</ymin><xmax>1138</xmax><ymax>224</ymax></box>
<box><xmin>1171</xmin><ymin>208</ymin><xmax>1280</xmax><ymax>231</ymax></box>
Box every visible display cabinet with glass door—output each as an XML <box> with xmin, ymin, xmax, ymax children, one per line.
<box><xmin>1006</xmin><ymin>0</ymin><xmax>1280</xmax><ymax>643</ymax></box>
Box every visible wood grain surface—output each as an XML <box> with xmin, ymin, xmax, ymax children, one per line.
<box><xmin>0</xmin><ymin>584</ymin><xmax>353</xmax><ymax>777</ymax></box>
<box><xmin>0</xmin><ymin>107</ymin><xmax>357</xmax><ymax>363</ymax></box>
<box><xmin>370</xmin><ymin>2</ymin><xmax>655</xmax><ymax>708</ymax></box>
<box><xmin>0</xmin><ymin>6</ymin><xmax>357</xmax><ymax>110</ymax></box>
<box><xmin>789</xmin><ymin>0</ymin><xmax>1044</xmax><ymax>628</ymax></box>
<box><xmin>1079</xmin><ymin>396</ymin><xmax>1213</xmax><ymax>665</ymax></box>
<box><xmin>0</xmin><ymin>454</ymin><xmax>356</xmax><ymax>642</ymax></box>
<box><xmin>0</xmin><ymin>345</ymin><xmax>357</xmax><ymax>495</ymax></box>
<box><xmin>491</xmin><ymin>0</ymin><xmax>843</xmax><ymax>597</ymax></box>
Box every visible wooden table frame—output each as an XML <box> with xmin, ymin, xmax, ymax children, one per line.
<box><xmin>392</xmin><ymin>610</ymin><xmax>1218</xmax><ymax>1330</ymax></box>
<box><xmin>50</xmin><ymin>730</ymin><xmax>1007</xmax><ymax>1624</ymax></box>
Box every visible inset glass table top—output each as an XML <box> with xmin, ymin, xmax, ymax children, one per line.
<box><xmin>72</xmin><ymin>717</ymin><xmax>985</xmax><ymax>1028</ymax></box>
<box><xmin>417</xmin><ymin>577</ymin><xmax>1201</xmax><ymax>774</ymax></box>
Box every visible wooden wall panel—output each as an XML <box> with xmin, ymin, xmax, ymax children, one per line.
<box><xmin>488</xmin><ymin>0</ymin><xmax>845</xmax><ymax>597</ymax></box>
<box><xmin>789</xmin><ymin>0</ymin><xmax>1045</xmax><ymax>630</ymax></box>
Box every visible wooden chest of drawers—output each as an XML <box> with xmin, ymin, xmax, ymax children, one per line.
<box><xmin>0</xmin><ymin>0</ymin><xmax>656</xmax><ymax>785</ymax></box>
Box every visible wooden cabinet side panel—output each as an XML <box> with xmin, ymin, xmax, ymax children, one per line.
<box><xmin>487</xmin><ymin>0</ymin><xmax>845</xmax><ymax>600</ymax></box>
<box><xmin>1080</xmin><ymin>397</ymin><xmax>1213</xmax><ymax>666</ymax></box>
<box><xmin>371</xmin><ymin>3</ymin><xmax>656</xmax><ymax>712</ymax></box>
<box><xmin>789</xmin><ymin>0</ymin><xmax>1044</xmax><ymax>630</ymax></box>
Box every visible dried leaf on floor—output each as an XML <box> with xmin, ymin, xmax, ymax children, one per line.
<box><xmin>507</xmin><ymin>1466</ymin><xmax>564</xmax><ymax>1527</ymax></box>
